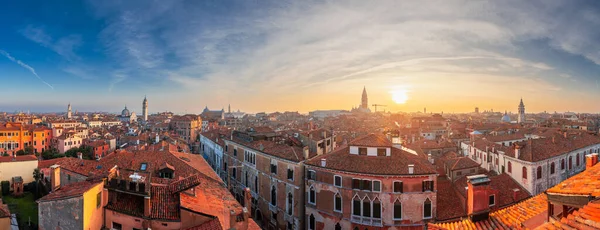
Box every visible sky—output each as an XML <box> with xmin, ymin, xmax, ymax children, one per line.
<box><xmin>0</xmin><ymin>0</ymin><xmax>599</xmax><ymax>114</ymax></box>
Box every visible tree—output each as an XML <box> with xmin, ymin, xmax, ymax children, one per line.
<box><xmin>1</xmin><ymin>181</ymin><xmax>9</xmax><ymax>196</ymax></box>
<box><xmin>33</xmin><ymin>168</ymin><xmax>42</xmax><ymax>182</ymax></box>
<box><xmin>24</xmin><ymin>146</ymin><xmax>34</xmax><ymax>155</ymax></box>
<box><xmin>15</xmin><ymin>149</ymin><xmax>26</xmax><ymax>156</ymax></box>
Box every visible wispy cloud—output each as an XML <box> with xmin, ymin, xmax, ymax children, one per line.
<box><xmin>62</xmin><ymin>66</ymin><xmax>96</xmax><ymax>80</ymax></box>
<box><xmin>20</xmin><ymin>25</ymin><xmax>82</xmax><ymax>61</ymax></box>
<box><xmin>0</xmin><ymin>50</ymin><xmax>54</xmax><ymax>90</ymax></box>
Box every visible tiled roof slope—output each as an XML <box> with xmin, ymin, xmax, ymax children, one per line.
<box><xmin>38</xmin><ymin>179</ymin><xmax>102</xmax><ymax>202</ymax></box>
<box><xmin>0</xmin><ymin>155</ymin><xmax>37</xmax><ymax>163</ymax></box>
<box><xmin>430</xmin><ymin>194</ymin><xmax>547</xmax><ymax>230</ymax></box>
<box><xmin>537</xmin><ymin>199</ymin><xmax>600</xmax><ymax>230</ymax></box>
<box><xmin>445</xmin><ymin>157</ymin><xmax>480</xmax><ymax>170</ymax></box>
<box><xmin>306</xmin><ymin>146</ymin><xmax>436</xmax><ymax>175</ymax></box>
<box><xmin>436</xmin><ymin>177</ymin><xmax>466</xmax><ymax>221</ymax></box>
<box><xmin>230</xmin><ymin>138</ymin><xmax>306</xmax><ymax>162</ymax></box>
<box><xmin>547</xmin><ymin>160</ymin><xmax>600</xmax><ymax>196</ymax></box>
<box><xmin>349</xmin><ymin>133</ymin><xmax>393</xmax><ymax>147</ymax></box>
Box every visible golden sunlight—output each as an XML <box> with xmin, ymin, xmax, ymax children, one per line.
<box><xmin>391</xmin><ymin>89</ymin><xmax>409</xmax><ymax>104</ymax></box>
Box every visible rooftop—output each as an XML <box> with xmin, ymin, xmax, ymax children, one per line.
<box><xmin>547</xmin><ymin>159</ymin><xmax>600</xmax><ymax>196</ymax></box>
<box><xmin>348</xmin><ymin>133</ymin><xmax>393</xmax><ymax>147</ymax></box>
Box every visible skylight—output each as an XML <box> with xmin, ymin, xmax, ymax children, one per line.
<box><xmin>140</xmin><ymin>163</ymin><xmax>147</xmax><ymax>171</ymax></box>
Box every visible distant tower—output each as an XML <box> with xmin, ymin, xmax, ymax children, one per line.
<box><xmin>424</xmin><ymin>107</ymin><xmax>427</xmax><ymax>114</ymax></box>
<box><xmin>67</xmin><ymin>103</ymin><xmax>72</xmax><ymax>119</ymax></box>
<box><xmin>518</xmin><ymin>98</ymin><xmax>525</xmax><ymax>123</ymax></box>
<box><xmin>142</xmin><ymin>96</ymin><xmax>148</xmax><ymax>122</ymax></box>
<box><xmin>475</xmin><ymin>107</ymin><xmax>479</xmax><ymax>113</ymax></box>
<box><xmin>228</xmin><ymin>104</ymin><xmax>231</xmax><ymax>114</ymax></box>
<box><xmin>361</xmin><ymin>86</ymin><xmax>368</xmax><ymax>109</ymax></box>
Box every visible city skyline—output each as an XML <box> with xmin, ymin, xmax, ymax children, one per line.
<box><xmin>2</xmin><ymin>0</ymin><xmax>600</xmax><ymax>113</ymax></box>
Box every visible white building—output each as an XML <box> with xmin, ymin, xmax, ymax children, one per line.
<box><xmin>199</xmin><ymin>131</ymin><xmax>225</xmax><ymax>182</ymax></box>
<box><xmin>57</xmin><ymin>135</ymin><xmax>83</xmax><ymax>153</ymax></box>
<box><xmin>462</xmin><ymin>130</ymin><xmax>600</xmax><ymax>195</ymax></box>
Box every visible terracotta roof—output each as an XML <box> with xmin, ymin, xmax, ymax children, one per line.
<box><xmin>436</xmin><ymin>177</ymin><xmax>466</xmax><ymax>221</ymax></box>
<box><xmin>169</xmin><ymin>174</ymin><xmax>202</xmax><ymax>194</ymax></box>
<box><xmin>0</xmin><ymin>155</ymin><xmax>37</xmax><ymax>163</ymax></box>
<box><xmin>230</xmin><ymin>138</ymin><xmax>306</xmax><ymax>162</ymax></box>
<box><xmin>537</xmin><ymin>199</ymin><xmax>600</xmax><ymax>230</ymax></box>
<box><xmin>38</xmin><ymin>179</ymin><xmax>102</xmax><ymax>202</ymax></box>
<box><xmin>430</xmin><ymin>194</ymin><xmax>547</xmax><ymax>230</ymax></box>
<box><xmin>348</xmin><ymin>133</ymin><xmax>393</xmax><ymax>147</ymax></box>
<box><xmin>306</xmin><ymin>145</ymin><xmax>436</xmax><ymax>175</ymax></box>
<box><xmin>445</xmin><ymin>157</ymin><xmax>480</xmax><ymax>171</ymax></box>
<box><xmin>547</xmin><ymin>161</ymin><xmax>600</xmax><ymax>196</ymax></box>
<box><xmin>453</xmin><ymin>173</ymin><xmax>531</xmax><ymax>207</ymax></box>
<box><xmin>405</xmin><ymin>139</ymin><xmax>456</xmax><ymax>150</ymax></box>
<box><xmin>151</xmin><ymin>185</ymin><xmax>180</xmax><ymax>220</ymax></box>
<box><xmin>185</xmin><ymin>218</ymin><xmax>223</xmax><ymax>230</ymax></box>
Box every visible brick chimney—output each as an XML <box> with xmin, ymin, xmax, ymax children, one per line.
<box><xmin>586</xmin><ymin>153</ymin><xmax>599</xmax><ymax>169</ymax></box>
<box><xmin>467</xmin><ymin>174</ymin><xmax>492</xmax><ymax>222</ymax></box>
<box><xmin>50</xmin><ymin>164</ymin><xmax>61</xmax><ymax>192</ymax></box>
<box><xmin>514</xmin><ymin>145</ymin><xmax>521</xmax><ymax>159</ymax></box>
<box><xmin>144</xmin><ymin>196</ymin><xmax>152</xmax><ymax>217</ymax></box>
<box><xmin>244</xmin><ymin>187</ymin><xmax>252</xmax><ymax>219</ymax></box>
<box><xmin>512</xmin><ymin>188</ymin><xmax>520</xmax><ymax>202</ymax></box>
<box><xmin>303</xmin><ymin>147</ymin><xmax>310</xmax><ymax>159</ymax></box>
<box><xmin>229</xmin><ymin>209</ymin><xmax>237</xmax><ymax>229</ymax></box>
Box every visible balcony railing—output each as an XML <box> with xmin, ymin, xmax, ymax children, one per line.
<box><xmin>269</xmin><ymin>203</ymin><xmax>278</xmax><ymax>213</ymax></box>
<box><xmin>351</xmin><ymin>215</ymin><xmax>382</xmax><ymax>226</ymax></box>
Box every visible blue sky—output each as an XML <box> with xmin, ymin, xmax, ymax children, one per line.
<box><xmin>1</xmin><ymin>0</ymin><xmax>599</xmax><ymax>114</ymax></box>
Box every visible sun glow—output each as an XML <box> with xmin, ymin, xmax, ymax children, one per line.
<box><xmin>391</xmin><ymin>89</ymin><xmax>409</xmax><ymax>104</ymax></box>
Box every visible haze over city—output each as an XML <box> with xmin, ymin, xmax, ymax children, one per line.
<box><xmin>1</xmin><ymin>0</ymin><xmax>600</xmax><ymax>114</ymax></box>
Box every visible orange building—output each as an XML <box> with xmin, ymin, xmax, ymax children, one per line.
<box><xmin>0</xmin><ymin>122</ymin><xmax>52</xmax><ymax>155</ymax></box>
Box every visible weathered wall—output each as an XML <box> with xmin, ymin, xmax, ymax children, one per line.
<box><xmin>83</xmin><ymin>183</ymin><xmax>105</xmax><ymax>230</ymax></box>
<box><xmin>0</xmin><ymin>160</ymin><xmax>37</xmax><ymax>184</ymax></box>
<box><xmin>38</xmin><ymin>197</ymin><xmax>83</xmax><ymax>230</ymax></box>
<box><xmin>0</xmin><ymin>217</ymin><xmax>10</xmax><ymax>230</ymax></box>
<box><xmin>105</xmin><ymin>210</ymin><xmax>145</xmax><ymax>230</ymax></box>
<box><xmin>60</xmin><ymin>169</ymin><xmax>87</xmax><ymax>187</ymax></box>
<box><xmin>180</xmin><ymin>209</ymin><xmax>213</xmax><ymax>229</ymax></box>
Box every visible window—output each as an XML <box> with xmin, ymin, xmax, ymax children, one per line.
<box><xmin>489</xmin><ymin>195</ymin><xmax>495</xmax><ymax>206</ymax></box>
<box><xmin>335</xmin><ymin>223</ymin><xmax>342</xmax><ymax>230</ymax></box>
<box><xmin>234</xmin><ymin>148</ymin><xmax>237</xmax><ymax>156</ymax></box>
<box><xmin>287</xmin><ymin>168</ymin><xmax>294</xmax><ymax>181</ymax></box>
<box><xmin>112</xmin><ymin>222</ymin><xmax>122</xmax><ymax>230</ymax></box>
<box><xmin>422</xmin><ymin>180</ymin><xmax>434</xmax><ymax>192</ymax></box>
<box><xmin>287</xmin><ymin>193</ymin><xmax>293</xmax><ymax>215</ymax></box>
<box><xmin>522</xmin><ymin>167</ymin><xmax>528</xmax><ymax>179</ymax></box>
<box><xmin>232</xmin><ymin>168</ymin><xmax>237</xmax><ymax>179</ymax></box>
<box><xmin>307</xmin><ymin>170</ymin><xmax>316</xmax><ymax>180</ymax></box>
<box><xmin>308</xmin><ymin>186</ymin><xmax>316</xmax><ymax>205</ymax></box>
<box><xmin>424</xmin><ymin>198</ymin><xmax>432</xmax><ymax>219</ymax></box>
<box><xmin>359</xmin><ymin>147</ymin><xmax>367</xmax><ymax>155</ymax></box>
<box><xmin>309</xmin><ymin>214</ymin><xmax>315</xmax><ymax>230</ymax></box>
<box><xmin>334</xmin><ymin>175</ymin><xmax>342</xmax><ymax>187</ymax></box>
<box><xmin>576</xmin><ymin>154</ymin><xmax>580</xmax><ymax>167</ymax></box>
<box><xmin>393</xmin><ymin>200</ymin><xmax>402</xmax><ymax>220</ymax></box>
<box><xmin>551</xmin><ymin>162</ymin><xmax>555</xmax><ymax>174</ymax></box>
<box><xmin>569</xmin><ymin>156</ymin><xmax>573</xmax><ymax>170</ymax></box>
<box><xmin>372</xmin><ymin>198</ymin><xmax>381</xmax><ymax>219</ymax></box>
<box><xmin>140</xmin><ymin>163</ymin><xmax>147</xmax><ymax>171</ymax></box>
<box><xmin>508</xmin><ymin>161</ymin><xmax>512</xmax><ymax>173</ymax></box>
<box><xmin>334</xmin><ymin>193</ymin><xmax>342</xmax><ymax>212</ymax></box>
<box><xmin>352</xmin><ymin>179</ymin><xmax>360</xmax><ymax>189</ymax></box>
<box><xmin>96</xmin><ymin>192</ymin><xmax>102</xmax><ymax>208</ymax></box>
<box><xmin>270</xmin><ymin>162</ymin><xmax>277</xmax><ymax>174</ymax></box>
<box><xmin>271</xmin><ymin>185</ymin><xmax>277</xmax><ymax>206</ymax></box>
<box><xmin>362</xmin><ymin>197</ymin><xmax>371</xmax><ymax>217</ymax></box>
<box><xmin>352</xmin><ymin>195</ymin><xmax>361</xmax><ymax>216</ymax></box>
<box><xmin>377</xmin><ymin>148</ymin><xmax>386</xmax><ymax>156</ymax></box>
<box><xmin>372</xmin><ymin>180</ymin><xmax>381</xmax><ymax>192</ymax></box>
<box><xmin>457</xmin><ymin>171</ymin><xmax>462</xmax><ymax>176</ymax></box>
<box><xmin>362</xmin><ymin>180</ymin><xmax>372</xmax><ymax>191</ymax></box>
<box><xmin>225</xmin><ymin>145</ymin><xmax>228</xmax><ymax>152</ymax></box>
<box><xmin>254</xmin><ymin>176</ymin><xmax>258</xmax><ymax>193</ymax></box>
<box><xmin>537</xmin><ymin>166</ymin><xmax>542</xmax><ymax>179</ymax></box>
<box><xmin>393</xmin><ymin>181</ymin><xmax>403</xmax><ymax>193</ymax></box>
<box><xmin>287</xmin><ymin>222</ymin><xmax>293</xmax><ymax>230</ymax></box>
<box><xmin>561</xmin><ymin>159</ymin><xmax>565</xmax><ymax>170</ymax></box>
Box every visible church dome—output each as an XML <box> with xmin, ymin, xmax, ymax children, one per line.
<box><xmin>501</xmin><ymin>112</ymin><xmax>511</xmax><ymax>123</ymax></box>
<box><xmin>122</xmin><ymin>106</ymin><xmax>130</xmax><ymax>116</ymax></box>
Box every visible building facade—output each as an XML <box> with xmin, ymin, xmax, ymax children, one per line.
<box><xmin>0</xmin><ymin>122</ymin><xmax>52</xmax><ymax>155</ymax></box>
<box><xmin>170</xmin><ymin>115</ymin><xmax>202</xmax><ymax>144</ymax></box>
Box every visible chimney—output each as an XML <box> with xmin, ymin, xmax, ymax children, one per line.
<box><xmin>144</xmin><ymin>196</ymin><xmax>151</xmax><ymax>217</ymax></box>
<box><xmin>563</xmin><ymin>132</ymin><xmax>568</xmax><ymax>138</ymax></box>
<box><xmin>586</xmin><ymin>153</ymin><xmax>599</xmax><ymax>169</ymax></box>
<box><xmin>77</xmin><ymin>152</ymin><xmax>83</xmax><ymax>159</ymax></box>
<box><xmin>321</xmin><ymin>158</ymin><xmax>326</xmax><ymax>167</ymax></box>
<box><xmin>50</xmin><ymin>165</ymin><xmax>61</xmax><ymax>192</ymax></box>
<box><xmin>512</xmin><ymin>188</ymin><xmax>520</xmax><ymax>202</ymax></box>
<box><xmin>514</xmin><ymin>145</ymin><xmax>521</xmax><ymax>159</ymax></box>
<box><xmin>467</xmin><ymin>174</ymin><xmax>492</xmax><ymax>222</ymax></box>
<box><xmin>552</xmin><ymin>136</ymin><xmax>556</xmax><ymax>144</ymax></box>
<box><xmin>303</xmin><ymin>147</ymin><xmax>310</xmax><ymax>159</ymax></box>
<box><xmin>244</xmin><ymin>187</ymin><xmax>252</xmax><ymax>220</ymax></box>
<box><xmin>408</xmin><ymin>164</ymin><xmax>414</xmax><ymax>174</ymax></box>
<box><xmin>229</xmin><ymin>209</ymin><xmax>237</xmax><ymax>229</ymax></box>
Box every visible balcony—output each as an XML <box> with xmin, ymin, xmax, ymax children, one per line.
<box><xmin>351</xmin><ymin>215</ymin><xmax>382</xmax><ymax>227</ymax></box>
<box><xmin>269</xmin><ymin>203</ymin><xmax>278</xmax><ymax>213</ymax></box>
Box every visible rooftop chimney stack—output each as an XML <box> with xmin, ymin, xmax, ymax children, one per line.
<box><xmin>50</xmin><ymin>165</ymin><xmax>61</xmax><ymax>192</ymax></box>
<box><xmin>515</xmin><ymin>145</ymin><xmax>521</xmax><ymax>159</ymax></box>
<box><xmin>244</xmin><ymin>187</ymin><xmax>252</xmax><ymax>220</ymax></box>
<box><xmin>321</xmin><ymin>158</ymin><xmax>326</xmax><ymax>167</ymax></box>
<box><xmin>303</xmin><ymin>147</ymin><xmax>310</xmax><ymax>159</ymax></box>
<box><xmin>408</xmin><ymin>164</ymin><xmax>414</xmax><ymax>174</ymax></box>
<box><xmin>586</xmin><ymin>153</ymin><xmax>599</xmax><ymax>170</ymax></box>
<box><xmin>467</xmin><ymin>174</ymin><xmax>493</xmax><ymax>222</ymax></box>
<box><xmin>144</xmin><ymin>196</ymin><xmax>152</xmax><ymax>217</ymax></box>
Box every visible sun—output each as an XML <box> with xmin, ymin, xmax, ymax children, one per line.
<box><xmin>391</xmin><ymin>89</ymin><xmax>409</xmax><ymax>104</ymax></box>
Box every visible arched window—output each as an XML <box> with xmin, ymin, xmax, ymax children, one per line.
<box><xmin>334</xmin><ymin>193</ymin><xmax>342</xmax><ymax>212</ymax></box>
<box><xmin>335</xmin><ymin>223</ymin><xmax>342</xmax><ymax>230</ymax></box>
<box><xmin>551</xmin><ymin>162</ymin><xmax>555</xmax><ymax>174</ymax></box>
<box><xmin>508</xmin><ymin>161</ymin><xmax>512</xmax><ymax>173</ymax></box>
<box><xmin>561</xmin><ymin>159</ymin><xmax>565</xmax><ymax>170</ymax></box>
<box><xmin>536</xmin><ymin>166</ymin><xmax>542</xmax><ymax>179</ymax></box>
<box><xmin>352</xmin><ymin>195</ymin><xmax>361</xmax><ymax>216</ymax></box>
<box><xmin>309</xmin><ymin>214</ymin><xmax>315</xmax><ymax>230</ymax></box>
<box><xmin>424</xmin><ymin>198</ymin><xmax>432</xmax><ymax>218</ymax></box>
<box><xmin>362</xmin><ymin>196</ymin><xmax>371</xmax><ymax>217</ymax></box>
<box><xmin>254</xmin><ymin>176</ymin><xmax>258</xmax><ymax>193</ymax></box>
<box><xmin>522</xmin><ymin>167</ymin><xmax>528</xmax><ymax>179</ymax></box>
<box><xmin>576</xmin><ymin>154</ymin><xmax>580</xmax><ymax>167</ymax></box>
<box><xmin>393</xmin><ymin>199</ymin><xmax>402</xmax><ymax>220</ymax></box>
<box><xmin>372</xmin><ymin>197</ymin><xmax>381</xmax><ymax>219</ymax></box>
<box><xmin>569</xmin><ymin>156</ymin><xmax>573</xmax><ymax>170</ymax></box>
<box><xmin>271</xmin><ymin>185</ymin><xmax>277</xmax><ymax>206</ymax></box>
<box><xmin>287</xmin><ymin>193</ymin><xmax>293</xmax><ymax>215</ymax></box>
<box><xmin>308</xmin><ymin>186</ymin><xmax>316</xmax><ymax>205</ymax></box>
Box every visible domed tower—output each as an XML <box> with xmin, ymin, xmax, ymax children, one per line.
<box><xmin>142</xmin><ymin>96</ymin><xmax>148</xmax><ymax>122</ymax></box>
<box><xmin>518</xmin><ymin>98</ymin><xmax>525</xmax><ymax>123</ymax></box>
<box><xmin>122</xmin><ymin>105</ymin><xmax>130</xmax><ymax>117</ymax></box>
